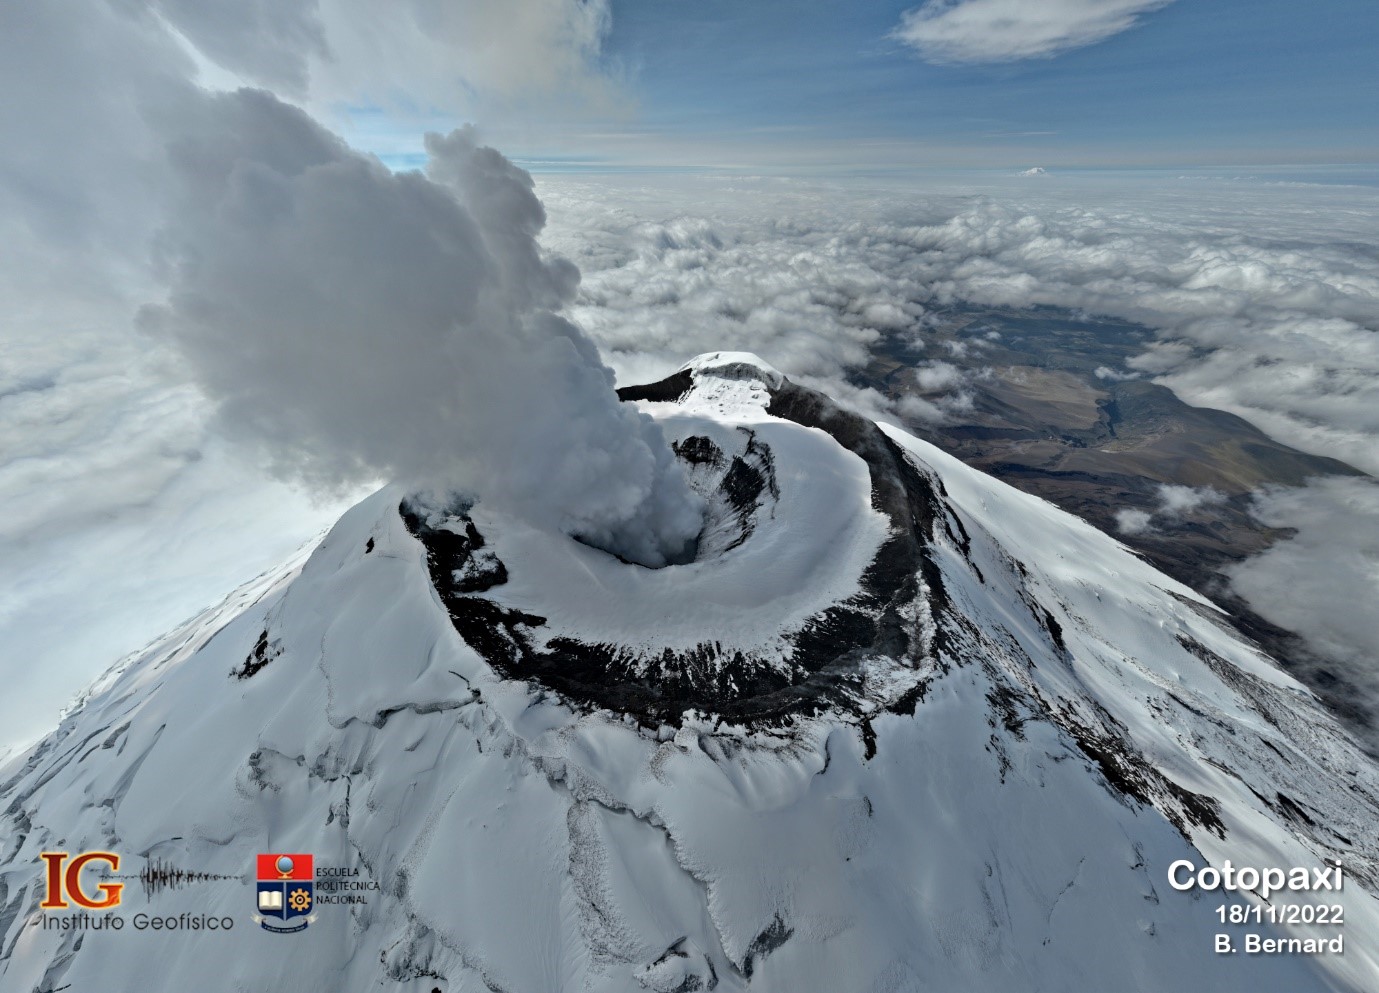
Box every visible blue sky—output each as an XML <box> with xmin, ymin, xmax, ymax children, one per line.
<box><xmin>343</xmin><ymin>0</ymin><xmax>1378</xmax><ymax>173</ymax></box>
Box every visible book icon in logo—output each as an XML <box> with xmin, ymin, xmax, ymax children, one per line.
<box><xmin>255</xmin><ymin>853</ymin><xmax>313</xmax><ymax>933</ymax></box>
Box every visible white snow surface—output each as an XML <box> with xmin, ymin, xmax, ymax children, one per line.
<box><xmin>482</xmin><ymin>378</ymin><xmax>888</xmax><ymax>664</ymax></box>
<box><xmin>2</xmin><ymin>355</ymin><xmax>1378</xmax><ymax>993</ymax></box>
<box><xmin>678</xmin><ymin>352</ymin><xmax>785</xmax><ymax>392</ymax></box>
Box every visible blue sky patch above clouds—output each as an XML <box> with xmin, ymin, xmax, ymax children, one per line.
<box><xmin>334</xmin><ymin>0</ymin><xmax>1379</xmax><ymax>174</ymax></box>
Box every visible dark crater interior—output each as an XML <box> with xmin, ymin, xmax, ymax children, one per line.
<box><xmin>402</xmin><ymin>374</ymin><xmax>954</xmax><ymax>727</ymax></box>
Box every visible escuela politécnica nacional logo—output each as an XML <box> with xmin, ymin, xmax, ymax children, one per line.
<box><xmin>254</xmin><ymin>853</ymin><xmax>314</xmax><ymax>934</ymax></box>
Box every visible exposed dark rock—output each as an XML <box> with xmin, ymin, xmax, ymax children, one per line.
<box><xmin>741</xmin><ymin>914</ymin><xmax>793</xmax><ymax>979</ymax></box>
<box><xmin>672</xmin><ymin>435</ymin><xmax>723</xmax><ymax>467</ymax></box>
<box><xmin>616</xmin><ymin>369</ymin><xmax>695</xmax><ymax>404</ymax></box>
<box><xmin>1051</xmin><ymin>698</ymin><xmax>1226</xmax><ymax>841</ymax></box>
<box><xmin>233</xmin><ymin>630</ymin><xmax>281</xmax><ymax>680</ymax></box>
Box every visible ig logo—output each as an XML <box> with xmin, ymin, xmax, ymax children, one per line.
<box><xmin>39</xmin><ymin>851</ymin><xmax>124</xmax><ymax>910</ymax></box>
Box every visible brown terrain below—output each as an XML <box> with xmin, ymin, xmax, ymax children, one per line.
<box><xmin>857</xmin><ymin>305</ymin><xmax>1372</xmax><ymax>738</ymax></box>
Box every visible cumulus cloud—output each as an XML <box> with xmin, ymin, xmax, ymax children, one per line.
<box><xmin>536</xmin><ymin>182</ymin><xmax>951</xmax><ymax>403</ymax></box>
<box><xmin>895</xmin><ymin>394</ymin><xmax>948</xmax><ymax>423</ymax></box>
<box><xmin>1094</xmin><ymin>365</ymin><xmax>1139</xmax><ymax>381</ymax></box>
<box><xmin>1156</xmin><ymin>484</ymin><xmax>1224</xmax><ymax>516</ymax></box>
<box><xmin>1112</xmin><ymin>485</ymin><xmax>1222</xmax><ymax>535</ymax></box>
<box><xmin>894</xmin><ymin>0</ymin><xmax>1174</xmax><ymax>64</ymax></box>
<box><xmin>1115</xmin><ymin>509</ymin><xmax>1154</xmax><ymax>535</ymax></box>
<box><xmin>914</xmin><ymin>360</ymin><xmax>967</xmax><ymax>391</ymax></box>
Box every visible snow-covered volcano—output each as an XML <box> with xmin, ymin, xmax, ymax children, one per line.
<box><xmin>2</xmin><ymin>353</ymin><xmax>1378</xmax><ymax>992</ymax></box>
<box><xmin>408</xmin><ymin>351</ymin><xmax>931</xmax><ymax>728</ymax></box>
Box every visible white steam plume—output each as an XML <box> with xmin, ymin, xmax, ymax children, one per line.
<box><xmin>138</xmin><ymin>94</ymin><xmax>700</xmax><ymax>566</ymax></box>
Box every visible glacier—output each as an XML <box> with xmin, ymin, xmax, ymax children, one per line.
<box><xmin>1</xmin><ymin>353</ymin><xmax>1376</xmax><ymax>992</ymax></box>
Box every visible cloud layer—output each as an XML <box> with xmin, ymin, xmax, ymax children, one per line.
<box><xmin>1227</xmin><ymin>478</ymin><xmax>1379</xmax><ymax>723</ymax></box>
<box><xmin>894</xmin><ymin>0</ymin><xmax>1174</xmax><ymax>63</ymax></box>
<box><xmin>540</xmin><ymin>177</ymin><xmax>1379</xmax><ymax>478</ymax></box>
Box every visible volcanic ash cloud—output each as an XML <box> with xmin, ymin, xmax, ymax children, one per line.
<box><xmin>139</xmin><ymin>91</ymin><xmax>701</xmax><ymax>567</ymax></box>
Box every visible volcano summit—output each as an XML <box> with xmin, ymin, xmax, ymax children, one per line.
<box><xmin>404</xmin><ymin>351</ymin><xmax>938</xmax><ymax>729</ymax></box>
<box><xmin>2</xmin><ymin>354</ymin><xmax>1378</xmax><ymax>992</ymax></box>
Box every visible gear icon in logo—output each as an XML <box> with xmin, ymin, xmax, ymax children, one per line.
<box><xmin>288</xmin><ymin>887</ymin><xmax>312</xmax><ymax>913</ymax></box>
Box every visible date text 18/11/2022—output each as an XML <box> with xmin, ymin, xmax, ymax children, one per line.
<box><xmin>1168</xmin><ymin>859</ymin><xmax>1347</xmax><ymax>956</ymax></box>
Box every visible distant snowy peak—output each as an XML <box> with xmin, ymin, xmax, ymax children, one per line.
<box><xmin>679</xmin><ymin>351</ymin><xmax>785</xmax><ymax>391</ymax></box>
<box><xmin>615</xmin><ymin>350</ymin><xmax>783</xmax><ymax>413</ymax></box>
<box><xmin>1019</xmin><ymin>166</ymin><xmax>1048</xmax><ymax>176</ymax></box>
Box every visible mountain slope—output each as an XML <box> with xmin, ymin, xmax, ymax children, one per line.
<box><xmin>1</xmin><ymin>353</ymin><xmax>1376</xmax><ymax>992</ymax></box>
